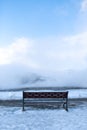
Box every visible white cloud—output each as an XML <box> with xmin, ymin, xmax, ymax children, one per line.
<box><xmin>0</xmin><ymin>37</ymin><xmax>39</xmax><ymax>69</ymax></box>
<box><xmin>80</xmin><ymin>0</ymin><xmax>87</xmax><ymax>12</ymax></box>
<box><xmin>0</xmin><ymin>47</ymin><xmax>12</xmax><ymax>64</ymax></box>
<box><xmin>0</xmin><ymin>32</ymin><xmax>87</xmax><ymax>72</ymax></box>
<box><xmin>39</xmin><ymin>32</ymin><xmax>87</xmax><ymax>71</ymax></box>
<box><xmin>0</xmin><ymin>32</ymin><xmax>87</xmax><ymax>88</ymax></box>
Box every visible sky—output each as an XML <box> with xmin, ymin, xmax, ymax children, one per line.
<box><xmin>0</xmin><ymin>0</ymin><xmax>87</xmax><ymax>88</ymax></box>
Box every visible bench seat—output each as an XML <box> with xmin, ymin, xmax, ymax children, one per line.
<box><xmin>22</xmin><ymin>91</ymin><xmax>68</xmax><ymax>111</ymax></box>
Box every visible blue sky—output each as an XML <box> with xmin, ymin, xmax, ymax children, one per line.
<box><xmin>1</xmin><ymin>0</ymin><xmax>86</xmax><ymax>45</ymax></box>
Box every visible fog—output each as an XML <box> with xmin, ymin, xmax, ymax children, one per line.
<box><xmin>0</xmin><ymin>63</ymin><xmax>87</xmax><ymax>90</ymax></box>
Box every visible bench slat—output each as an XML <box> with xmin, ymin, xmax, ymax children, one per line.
<box><xmin>23</xmin><ymin>92</ymin><xmax>68</xmax><ymax>98</ymax></box>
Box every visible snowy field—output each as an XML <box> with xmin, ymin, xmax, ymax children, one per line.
<box><xmin>0</xmin><ymin>88</ymin><xmax>87</xmax><ymax>130</ymax></box>
<box><xmin>0</xmin><ymin>103</ymin><xmax>87</xmax><ymax>130</ymax></box>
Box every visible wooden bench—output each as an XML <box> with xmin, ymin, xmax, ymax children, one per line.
<box><xmin>22</xmin><ymin>91</ymin><xmax>68</xmax><ymax>111</ymax></box>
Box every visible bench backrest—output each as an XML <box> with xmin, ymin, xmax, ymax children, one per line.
<box><xmin>23</xmin><ymin>91</ymin><xmax>68</xmax><ymax>98</ymax></box>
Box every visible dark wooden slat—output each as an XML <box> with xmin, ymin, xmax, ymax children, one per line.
<box><xmin>23</xmin><ymin>92</ymin><xmax>68</xmax><ymax>98</ymax></box>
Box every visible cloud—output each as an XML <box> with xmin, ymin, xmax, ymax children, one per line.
<box><xmin>36</xmin><ymin>32</ymin><xmax>87</xmax><ymax>71</ymax></box>
<box><xmin>0</xmin><ymin>32</ymin><xmax>87</xmax><ymax>72</ymax></box>
<box><xmin>0</xmin><ymin>37</ymin><xmax>39</xmax><ymax>69</ymax></box>
<box><xmin>0</xmin><ymin>32</ymin><xmax>87</xmax><ymax>88</ymax></box>
<box><xmin>0</xmin><ymin>47</ymin><xmax>11</xmax><ymax>64</ymax></box>
<box><xmin>80</xmin><ymin>0</ymin><xmax>87</xmax><ymax>12</ymax></box>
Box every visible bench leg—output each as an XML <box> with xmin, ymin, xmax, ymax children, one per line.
<box><xmin>22</xmin><ymin>105</ymin><xmax>25</xmax><ymax>111</ymax></box>
<box><xmin>63</xmin><ymin>102</ymin><xmax>68</xmax><ymax>111</ymax></box>
<box><xmin>66</xmin><ymin>103</ymin><xmax>68</xmax><ymax>111</ymax></box>
<box><xmin>66</xmin><ymin>98</ymin><xmax>68</xmax><ymax>111</ymax></box>
<box><xmin>22</xmin><ymin>98</ymin><xmax>25</xmax><ymax>111</ymax></box>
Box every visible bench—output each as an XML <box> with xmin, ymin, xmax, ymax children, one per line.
<box><xmin>22</xmin><ymin>91</ymin><xmax>68</xmax><ymax>111</ymax></box>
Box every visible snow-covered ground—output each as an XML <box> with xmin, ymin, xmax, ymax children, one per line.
<box><xmin>0</xmin><ymin>88</ymin><xmax>87</xmax><ymax>130</ymax></box>
<box><xmin>0</xmin><ymin>104</ymin><xmax>87</xmax><ymax>130</ymax></box>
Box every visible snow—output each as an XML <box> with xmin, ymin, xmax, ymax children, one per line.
<box><xmin>0</xmin><ymin>104</ymin><xmax>87</xmax><ymax>130</ymax></box>
<box><xmin>0</xmin><ymin>88</ymin><xmax>87</xmax><ymax>129</ymax></box>
<box><xmin>0</xmin><ymin>89</ymin><xmax>87</xmax><ymax>100</ymax></box>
